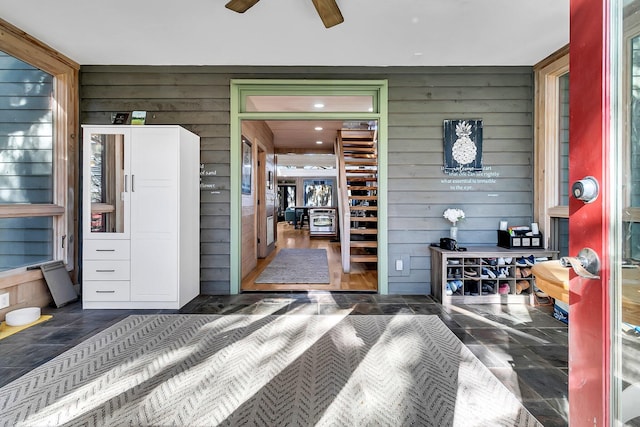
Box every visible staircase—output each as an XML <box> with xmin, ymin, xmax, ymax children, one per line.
<box><xmin>336</xmin><ymin>129</ymin><xmax>378</xmax><ymax>273</ymax></box>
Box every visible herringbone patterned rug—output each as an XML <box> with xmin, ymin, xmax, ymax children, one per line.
<box><xmin>0</xmin><ymin>314</ymin><xmax>541</xmax><ymax>426</ymax></box>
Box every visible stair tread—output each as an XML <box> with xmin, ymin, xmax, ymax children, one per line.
<box><xmin>350</xmin><ymin>228</ymin><xmax>378</xmax><ymax>234</ymax></box>
<box><xmin>345</xmin><ymin>160</ymin><xmax>378</xmax><ymax>166</ymax></box>
<box><xmin>348</xmin><ymin>186</ymin><xmax>378</xmax><ymax>191</ymax></box>
<box><xmin>349</xmin><ymin>195</ymin><xmax>378</xmax><ymax>200</ymax></box>
<box><xmin>350</xmin><ymin>254</ymin><xmax>378</xmax><ymax>263</ymax></box>
<box><xmin>343</xmin><ymin>147</ymin><xmax>376</xmax><ymax>152</ymax></box>
<box><xmin>349</xmin><ymin>216</ymin><xmax>378</xmax><ymax>222</ymax></box>
<box><xmin>350</xmin><ymin>205</ymin><xmax>377</xmax><ymax>211</ymax></box>
<box><xmin>350</xmin><ymin>241</ymin><xmax>378</xmax><ymax>248</ymax></box>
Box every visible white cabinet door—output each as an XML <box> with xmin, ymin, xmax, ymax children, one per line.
<box><xmin>129</xmin><ymin>127</ymin><xmax>179</xmax><ymax>301</ymax></box>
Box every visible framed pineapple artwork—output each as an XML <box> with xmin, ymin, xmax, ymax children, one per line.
<box><xmin>443</xmin><ymin>119</ymin><xmax>483</xmax><ymax>173</ymax></box>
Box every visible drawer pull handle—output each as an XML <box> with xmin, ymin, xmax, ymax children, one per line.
<box><xmin>96</xmin><ymin>290</ymin><xmax>116</xmax><ymax>293</ymax></box>
<box><xmin>96</xmin><ymin>249</ymin><xmax>115</xmax><ymax>252</ymax></box>
<box><xmin>96</xmin><ymin>269</ymin><xmax>116</xmax><ymax>273</ymax></box>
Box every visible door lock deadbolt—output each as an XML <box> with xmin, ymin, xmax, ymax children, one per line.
<box><xmin>572</xmin><ymin>176</ymin><xmax>599</xmax><ymax>203</ymax></box>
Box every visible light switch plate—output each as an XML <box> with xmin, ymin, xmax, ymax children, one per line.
<box><xmin>0</xmin><ymin>293</ymin><xmax>10</xmax><ymax>309</ymax></box>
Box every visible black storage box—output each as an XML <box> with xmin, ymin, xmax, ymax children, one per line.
<box><xmin>497</xmin><ymin>230</ymin><xmax>543</xmax><ymax>249</ymax></box>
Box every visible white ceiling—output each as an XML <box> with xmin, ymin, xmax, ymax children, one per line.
<box><xmin>0</xmin><ymin>0</ymin><xmax>569</xmax><ymax>165</ymax></box>
<box><xmin>0</xmin><ymin>0</ymin><xmax>569</xmax><ymax>67</ymax></box>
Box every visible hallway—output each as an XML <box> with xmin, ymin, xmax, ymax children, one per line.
<box><xmin>241</xmin><ymin>221</ymin><xmax>378</xmax><ymax>292</ymax></box>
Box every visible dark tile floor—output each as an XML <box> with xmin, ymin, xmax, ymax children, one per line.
<box><xmin>0</xmin><ymin>293</ymin><xmax>568</xmax><ymax>426</ymax></box>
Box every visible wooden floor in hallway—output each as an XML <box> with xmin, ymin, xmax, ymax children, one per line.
<box><xmin>241</xmin><ymin>221</ymin><xmax>378</xmax><ymax>292</ymax></box>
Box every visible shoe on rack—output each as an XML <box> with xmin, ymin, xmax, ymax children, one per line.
<box><xmin>516</xmin><ymin>280</ymin><xmax>531</xmax><ymax>294</ymax></box>
<box><xmin>448</xmin><ymin>259</ymin><xmax>461</xmax><ymax>265</ymax></box>
<box><xmin>497</xmin><ymin>267</ymin><xmax>509</xmax><ymax>279</ymax></box>
<box><xmin>481</xmin><ymin>267</ymin><xmax>497</xmax><ymax>279</ymax></box>
<box><xmin>481</xmin><ymin>283</ymin><xmax>495</xmax><ymax>294</ymax></box>
<box><xmin>497</xmin><ymin>257</ymin><xmax>506</xmax><ymax>266</ymax></box>
<box><xmin>482</xmin><ymin>258</ymin><xmax>497</xmax><ymax>266</ymax></box>
<box><xmin>464</xmin><ymin>268</ymin><xmax>478</xmax><ymax>277</ymax></box>
<box><xmin>498</xmin><ymin>282</ymin><xmax>510</xmax><ymax>294</ymax></box>
<box><xmin>451</xmin><ymin>280</ymin><xmax>463</xmax><ymax>293</ymax></box>
<box><xmin>446</xmin><ymin>282</ymin><xmax>453</xmax><ymax>296</ymax></box>
<box><xmin>520</xmin><ymin>267</ymin><xmax>532</xmax><ymax>278</ymax></box>
<box><xmin>516</xmin><ymin>268</ymin><xmax>522</xmax><ymax>278</ymax></box>
<box><xmin>503</xmin><ymin>257</ymin><xmax>513</xmax><ymax>264</ymax></box>
<box><xmin>533</xmin><ymin>285</ymin><xmax>547</xmax><ymax>297</ymax></box>
<box><xmin>515</xmin><ymin>257</ymin><xmax>528</xmax><ymax>267</ymax></box>
<box><xmin>524</xmin><ymin>255</ymin><xmax>536</xmax><ymax>266</ymax></box>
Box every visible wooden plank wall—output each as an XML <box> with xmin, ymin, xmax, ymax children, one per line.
<box><xmin>80</xmin><ymin>66</ymin><xmax>533</xmax><ymax>295</ymax></box>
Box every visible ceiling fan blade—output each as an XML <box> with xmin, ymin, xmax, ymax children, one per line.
<box><xmin>225</xmin><ymin>0</ymin><xmax>260</xmax><ymax>13</ymax></box>
<box><xmin>311</xmin><ymin>0</ymin><xmax>344</xmax><ymax>28</ymax></box>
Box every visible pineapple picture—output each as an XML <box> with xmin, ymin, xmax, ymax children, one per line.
<box><xmin>452</xmin><ymin>121</ymin><xmax>476</xmax><ymax>165</ymax></box>
<box><xmin>443</xmin><ymin>119</ymin><xmax>483</xmax><ymax>172</ymax></box>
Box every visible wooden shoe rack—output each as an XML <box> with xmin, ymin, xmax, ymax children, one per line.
<box><xmin>429</xmin><ymin>246</ymin><xmax>557</xmax><ymax>305</ymax></box>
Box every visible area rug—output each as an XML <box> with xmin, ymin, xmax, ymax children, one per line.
<box><xmin>0</xmin><ymin>314</ymin><xmax>540</xmax><ymax>426</ymax></box>
<box><xmin>255</xmin><ymin>248</ymin><xmax>330</xmax><ymax>284</ymax></box>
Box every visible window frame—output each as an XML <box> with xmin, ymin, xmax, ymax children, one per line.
<box><xmin>0</xmin><ymin>18</ymin><xmax>79</xmax><ymax>276</ymax></box>
<box><xmin>534</xmin><ymin>46</ymin><xmax>570</xmax><ymax>250</ymax></box>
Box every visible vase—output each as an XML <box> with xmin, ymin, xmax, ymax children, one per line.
<box><xmin>450</xmin><ymin>226</ymin><xmax>458</xmax><ymax>241</ymax></box>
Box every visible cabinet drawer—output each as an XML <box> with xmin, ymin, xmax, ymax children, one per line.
<box><xmin>84</xmin><ymin>240</ymin><xmax>130</xmax><ymax>260</ymax></box>
<box><xmin>83</xmin><ymin>260</ymin><xmax>130</xmax><ymax>280</ymax></box>
<box><xmin>83</xmin><ymin>281</ymin><xmax>130</xmax><ymax>301</ymax></box>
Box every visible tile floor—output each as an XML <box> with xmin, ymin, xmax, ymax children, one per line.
<box><xmin>0</xmin><ymin>293</ymin><xmax>568</xmax><ymax>426</ymax></box>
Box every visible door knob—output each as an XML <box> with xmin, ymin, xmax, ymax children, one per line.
<box><xmin>560</xmin><ymin>248</ymin><xmax>600</xmax><ymax>279</ymax></box>
<box><xmin>572</xmin><ymin>176</ymin><xmax>599</xmax><ymax>203</ymax></box>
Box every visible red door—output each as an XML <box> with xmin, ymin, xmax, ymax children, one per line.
<box><xmin>570</xmin><ymin>0</ymin><xmax>640</xmax><ymax>425</ymax></box>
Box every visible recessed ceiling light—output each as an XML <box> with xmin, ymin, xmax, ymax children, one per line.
<box><xmin>315</xmin><ymin>126</ymin><xmax>323</xmax><ymax>131</ymax></box>
<box><xmin>314</xmin><ymin>103</ymin><xmax>325</xmax><ymax>109</ymax></box>
<box><xmin>316</xmin><ymin>141</ymin><xmax>323</xmax><ymax>144</ymax></box>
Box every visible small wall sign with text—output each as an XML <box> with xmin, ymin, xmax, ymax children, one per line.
<box><xmin>443</xmin><ymin>119</ymin><xmax>483</xmax><ymax>173</ymax></box>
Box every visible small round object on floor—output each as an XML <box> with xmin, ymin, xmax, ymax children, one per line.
<box><xmin>5</xmin><ymin>307</ymin><xmax>41</xmax><ymax>327</ymax></box>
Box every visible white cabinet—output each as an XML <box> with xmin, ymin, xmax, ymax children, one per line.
<box><xmin>82</xmin><ymin>125</ymin><xmax>200</xmax><ymax>309</ymax></box>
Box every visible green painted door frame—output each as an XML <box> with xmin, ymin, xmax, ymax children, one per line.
<box><xmin>230</xmin><ymin>79</ymin><xmax>389</xmax><ymax>294</ymax></box>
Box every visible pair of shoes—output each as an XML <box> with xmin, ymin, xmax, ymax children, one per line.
<box><xmin>498</xmin><ymin>282</ymin><xmax>510</xmax><ymax>294</ymax></box>
<box><xmin>515</xmin><ymin>256</ymin><xmax>536</xmax><ymax>267</ymax></box>
<box><xmin>481</xmin><ymin>283</ymin><xmax>495</xmax><ymax>293</ymax></box>
<box><xmin>481</xmin><ymin>267</ymin><xmax>497</xmax><ymax>279</ymax></box>
<box><xmin>464</xmin><ymin>268</ymin><xmax>479</xmax><ymax>277</ymax></box>
<box><xmin>448</xmin><ymin>259</ymin><xmax>461</xmax><ymax>265</ymax></box>
<box><xmin>497</xmin><ymin>267</ymin><xmax>509</xmax><ymax>279</ymax></box>
<box><xmin>533</xmin><ymin>285</ymin><xmax>548</xmax><ymax>297</ymax></box>
<box><xmin>448</xmin><ymin>268</ymin><xmax>462</xmax><ymax>278</ymax></box>
<box><xmin>449</xmin><ymin>280</ymin><xmax>463</xmax><ymax>293</ymax></box>
<box><xmin>445</xmin><ymin>282</ymin><xmax>453</xmax><ymax>296</ymax></box>
<box><xmin>515</xmin><ymin>267</ymin><xmax>532</xmax><ymax>278</ymax></box>
<box><xmin>516</xmin><ymin>280</ymin><xmax>531</xmax><ymax>294</ymax></box>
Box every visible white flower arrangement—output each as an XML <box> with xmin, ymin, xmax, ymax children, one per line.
<box><xmin>443</xmin><ymin>208</ymin><xmax>465</xmax><ymax>226</ymax></box>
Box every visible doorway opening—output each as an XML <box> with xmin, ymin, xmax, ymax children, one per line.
<box><xmin>230</xmin><ymin>79</ymin><xmax>388</xmax><ymax>294</ymax></box>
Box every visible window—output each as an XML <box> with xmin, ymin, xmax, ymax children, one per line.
<box><xmin>534</xmin><ymin>47</ymin><xmax>569</xmax><ymax>257</ymax></box>
<box><xmin>0</xmin><ymin>20</ymin><xmax>79</xmax><ymax>275</ymax></box>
